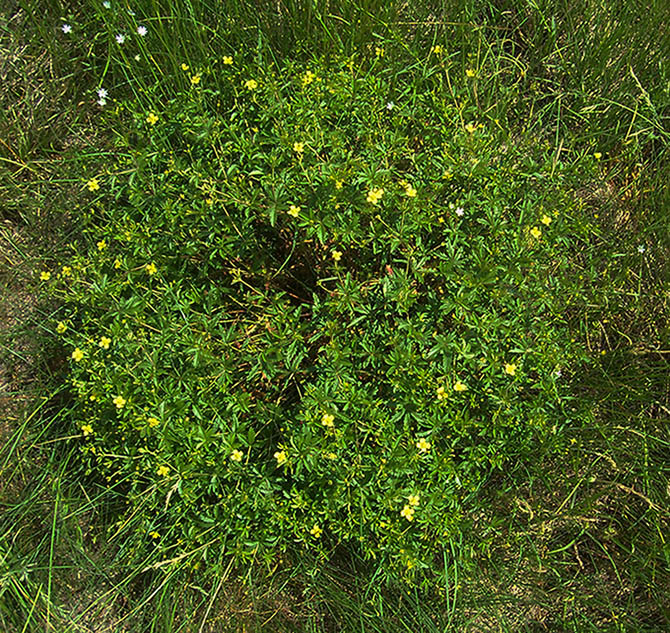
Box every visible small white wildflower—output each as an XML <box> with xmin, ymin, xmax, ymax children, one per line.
<box><xmin>386</xmin><ymin>101</ymin><xmax>394</xmax><ymax>110</ymax></box>
<box><xmin>115</xmin><ymin>34</ymin><xmax>125</xmax><ymax>44</ymax></box>
<box><xmin>455</xmin><ymin>206</ymin><xmax>464</xmax><ymax>216</ymax></box>
<box><xmin>555</xmin><ymin>369</ymin><xmax>562</xmax><ymax>378</ymax></box>
<box><xmin>97</xmin><ymin>98</ymin><xmax>107</xmax><ymax>107</ymax></box>
<box><xmin>97</xmin><ymin>88</ymin><xmax>108</xmax><ymax>99</ymax></box>
<box><xmin>137</xmin><ymin>25</ymin><xmax>147</xmax><ymax>36</ymax></box>
<box><xmin>638</xmin><ymin>245</ymin><xmax>645</xmax><ymax>253</ymax></box>
<box><xmin>61</xmin><ymin>24</ymin><xmax>72</xmax><ymax>33</ymax></box>
<box><xmin>103</xmin><ymin>1</ymin><xmax>111</xmax><ymax>8</ymax></box>
<box><xmin>134</xmin><ymin>54</ymin><xmax>140</xmax><ymax>61</ymax></box>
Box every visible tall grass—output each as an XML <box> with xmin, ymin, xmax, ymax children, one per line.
<box><xmin>1</xmin><ymin>0</ymin><xmax>668</xmax><ymax>631</ymax></box>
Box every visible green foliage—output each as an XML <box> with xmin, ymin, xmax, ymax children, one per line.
<box><xmin>2</xmin><ymin>0</ymin><xmax>668</xmax><ymax>630</ymax></box>
<box><xmin>41</xmin><ymin>48</ymin><xmax>602</xmax><ymax>581</ymax></box>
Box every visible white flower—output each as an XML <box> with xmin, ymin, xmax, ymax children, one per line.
<box><xmin>103</xmin><ymin>1</ymin><xmax>111</xmax><ymax>7</ymax></box>
<box><xmin>97</xmin><ymin>98</ymin><xmax>106</xmax><ymax>107</ymax></box>
<box><xmin>134</xmin><ymin>54</ymin><xmax>140</xmax><ymax>61</ymax></box>
<box><xmin>638</xmin><ymin>245</ymin><xmax>645</xmax><ymax>253</ymax></box>
<box><xmin>386</xmin><ymin>101</ymin><xmax>394</xmax><ymax>110</ymax></box>
<box><xmin>455</xmin><ymin>206</ymin><xmax>464</xmax><ymax>216</ymax></box>
<box><xmin>61</xmin><ymin>24</ymin><xmax>72</xmax><ymax>33</ymax></box>
<box><xmin>137</xmin><ymin>25</ymin><xmax>147</xmax><ymax>36</ymax></box>
<box><xmin>555</xmin><ymin>369</ymin><xmax>562</xmax><ymax>378</ymax></box>
<box><xmin>97</xmin><ymin>88</ymin><xmax>108</xmax><ymax>99</ymax></box>
<box><xmin>115</xmin><ymin>34</ymin><xmax>125</xmax><ymax>44</ymax></box>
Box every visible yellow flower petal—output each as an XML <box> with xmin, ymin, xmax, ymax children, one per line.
<box><xmin>504</xmin><ymin>363</ymin><xmax>517</xmax><ymax>376</ymax></box>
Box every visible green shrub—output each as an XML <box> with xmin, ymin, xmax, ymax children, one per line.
<box><xmin>43</xmin><ymin>48</ymin><xmax>595</xmax><ymax>581</ymax></box>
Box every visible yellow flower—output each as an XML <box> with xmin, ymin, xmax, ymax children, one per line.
<box><xmin>310</xmin><ymin>524</ymin><xmax>323</xmax><ymax>537</ymax></box>
<box><xmin>375</xmin><ymin>46</ymin><xmax>384</xmax><ymax>58</ymax></box>
<box><xmin>594</xmin><ymin>152</ymin><xmax>602</xmax><ymax>160</ymax></box>
<box><xmin>71</xmin><ymin>348</ymin><xmax>84</xmax><ymax>362</ymax></box>
<box><xmin>40</xmin><ymin>271</ymin><xmax>51</xmax><ymax>281</ymax></box>
<box><xmin>331</xmin><ymin>250</ymin><xmax>342</xmax><ymax>262</ymax></box>
<box><xmin>465</xmin><ymin>68</ymin><xmax>476</xmax><ymax>77</ymax></box>
<box><xmin>114</xmin><ymin>258</ymin><xmax>122</xmax><ymax>269</ymax></box>
<box><xmin>288</xmin><ymin>204</ymin><xmax>300</xmax><ymax>217</ymax></box>
<box><xmin>81</xmin><ymin>424</ymin><xmax>93</xmax><ymax>436</ymax></box>
<box><xmin>61</xmin><ymin>265</ymin><xmax>72</xmax><ymax>276</ymax></box>
<box><xmin>321</xmin><ymin>412</ymin><xmax>335</xmax><ymax>427</ymax></box>
<box><xmin>400</xmin><ymin>505</ymin><xmax>415</xmax><ymax>521</ymax></box>
<box><xmin>231</xmin><ymin>449</ymin><xmax>244</xmax><ymax>462</ymax></box>
<box><xmin>325</xmin><ymin>452</ymin><xmax>337</xmax><ymax>460</ymax></box>
<box><xmin>454</xmin><ymin>380</ymin><xmax>467</xmax><ymax>392</ymax></box>
<box><xmin>190</xmin><ymin>74</ymin><xmax>201</xmax><ymax>85</ymax></box>
<box><xmin>274</xmin><ymin>450</ymin><xmax>287</xmax><ymax>465</ymax></box>
<box><xmin>465</xmin><ymin>122</ymin><xmax>477</xmax><ymax>133</ymax></box>
<box><xmin>504</xmin><ymin>363</ymin><xmax>517</xmax><ymax>376</ymax></box>
<box><xmin>541</xmin><ymin>214</ymin><xmax>552</xmax><ymax>226</ymax></box>
<box><xmin>366</xmin><ymin>187</ymin><xmax>384</xmax><ymax>204</ymax></box>
<box><xmin>181</xmin><ymin>63</ymin><xmax>189</xmax><ymax>71</ymax></box>
<box><xmin>56</xmin><ymin>321</ymin><xmax>67</xmax><ymax>334</ymax></box>
<box><xmin>146</xmin><ymin>112</ymin><xmax>159</xmax><ymax>125</ymax></box>
<box><xmin>302</xmin><ymin>70</ymin><xmax>316</xmax><ymax>85</ymax></box>
<box><xmin>222</xmin><ymin>56</ymin><xmax>233</xmax><ymax>65</ymax></box>
<box><xmin>335</xmin><ymin>180</ymin><xmax>343</xmax><ymax>190</ymax></box>
<box><xmin>149</xmin><ymin>531</ymin><xmax>160</xmax><ymax>539</ymax></box>
<box><xmin>146</xmin><ymin>262</ymin><xmax>157</xmax><ymax>275</ymax></box>
<box><xmin>157</xmin><ymin>465</ymin><xmax>169</xmax><ymax>477</ymax></box>
<box><xmin>244</xmin><ymin>78</ymin><xmax>258</xmax><ymax>90</ymax></box>
<box><xmin>436</xmin><ymin>385</ymin><xmax>447</xmax><ymax>401</ymax></box>
<box><xmin>400</xmin><ymin>180</ymin><xmax>417</xmax><ymax>197</ymax></box>
<box><xmin>293</xmin><ymin>141</ymin><xmax>304</xmax><ymax>153</ymax></box>
<box><xmin>98</xmin><ymin>336</ymin><xmax>111</xmax><ymax>349</ymax></box>
<box><xmin>97</xmin><ymin>239</ymin><xmax>106</xmax><ymax>251</ymax></box>
<box><xmin>148</xmin><ymin>417</ymin><xmax>160</xmax><ymax>428</ymax></box>
<box><xmin>113</xmin><ymin>395</ymin><xmax>126</xmax><ymax>409</ymax></box>
<box><xmin>408</xmin><ymin>494</ymin><xmax>420</xmax><ymax>507</ymax></box>
<box><xmin>432</xmin><ymin>45</ymin><xmax>443</xmax><ymax>54</ymax></box>
<box><xmin>530</xmin><ymin>226</ymin><xmax>542</xmax><ymax>239</ymax></box>
<box><xmin>86</xmin><ymin>178</ymin><xmax>100</xmax><ymax>192</ymax></box>
<box><xmin>416</xmin><ymin>437</ymin><xmax>431</xmax><ymax>452</ymax></box>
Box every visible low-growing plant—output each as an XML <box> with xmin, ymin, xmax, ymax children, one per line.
<box><xmin>39</xmin><ymin>38</ymin><xmax>610</xmax><ymax>585</ymax></box>
<box><xmin>0</xmin><ymin>0</ymin><xmax>664</xmax><ymax>630</ymax></box>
